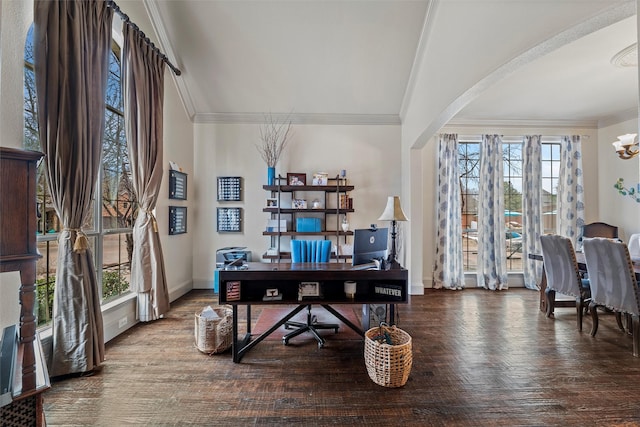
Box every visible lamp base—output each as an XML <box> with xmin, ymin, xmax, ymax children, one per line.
<box><xmin>387</xmin><ymin>257</ymin><xmax>403</xmax><ymax>270</ymax></box>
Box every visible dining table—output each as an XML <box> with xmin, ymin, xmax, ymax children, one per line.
<box><xmin>530</xmin><ymin>252</ymin><xmax>640</xmax><ymax>313</ymax></box>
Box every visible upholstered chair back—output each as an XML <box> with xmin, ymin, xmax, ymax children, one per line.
<box><xmin>540</xmin><ymin>234</ymin><xmax>587</xmax><ymax>299</ymax></box>
<box><xmin>583</xmin><ymin>237</ymin><xmax>639</xmax><ymax>316</ymax></box>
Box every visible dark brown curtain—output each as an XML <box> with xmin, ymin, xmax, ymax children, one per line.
<box><xmin>33</xmin><ymin>0</ymin><xmax>113</xmax><ymax>376</ymax></box>
<box><xmin>122</xmin><ymin>24</ymin><xmax>169</xmax><ymax>322</ymax></box>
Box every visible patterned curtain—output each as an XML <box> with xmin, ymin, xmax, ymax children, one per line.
<box><xmin>557</xmin><ymin>135</ymin><xmax>585</xmax><ymax>246</ymax></box>
<box><xmin>476</xmin><ymin>135</ymin><xmax>508</xmax><ymax>290</ymax></box>
<box><xmin>433</xmin><ymin>134</ymin><xmax>464</xmax><ymax>289</ymax></box>
<box><xmin>33</xmin><ymin>0</ymin><xmax>113</xmax><ymax>376</ymax></box>
<box><xmin>522</xmin><ymin>136</ymin><xmax>543</xmax><ymax>290</ymax></box>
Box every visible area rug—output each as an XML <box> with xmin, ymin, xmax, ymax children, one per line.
<box><xmin>252</xmin><ymin>305</ymin><xmax>363</xmax><ymax>341</ymax></box>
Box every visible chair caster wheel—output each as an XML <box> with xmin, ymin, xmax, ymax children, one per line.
<box><xmin>334</xmin><ymin>328</ymin><xmax>339</xmax><ymax>333</ymax></box>
<box><xmin>282</xmin><ymin>338</ymin><xmax>289</xmax><ymax>345</ymax></box>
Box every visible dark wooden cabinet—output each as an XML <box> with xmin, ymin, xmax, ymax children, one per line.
<box><xmin>0</xmin><ymin>147</ymin><xmax>49</xmax><ymax>426</ymax></box>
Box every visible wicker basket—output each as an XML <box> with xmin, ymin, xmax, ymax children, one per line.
<box><xmin>364</xmin><ymin>324</ymin><xmax>412</xmax><ymax>388</ymax></box>
<box><xmin>195</xmin><ymin>306</ymin><xmax>233</xmax><ymax>354</ymax></box>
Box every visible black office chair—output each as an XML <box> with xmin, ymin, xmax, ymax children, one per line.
<box><xmin>282</xmin><ymin>240</ymin><xmax>339</xmax><ymax>347</ymax></box>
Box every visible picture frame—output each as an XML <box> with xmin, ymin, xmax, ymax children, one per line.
<box><xmin>266</xmin><ymin>198</ymin><xmax>278</xmax><ymax>208</ymax></box>
<box><xmin>217</xmin><ymin>176</ymin><xmax>242</xmax><ymax>201</ymax></box>
<box><xmin>293</xmin><ymin>199</ymin><xmax>307</xmax><ymax>209</ymax></box>
<box><xmin>312</xmin><ymin>172</ymin><xmax>328</xmax><ymax>186</ymax></box>
<box><xmin>168</xmin><ymin>206</ymin><xmax>187</xmax><ymax>235</ymax></box>
<box><xmin>226</xmin><ymin>281</ymin><xmax>241</xmax><ymax>301</ymax></box>
<box><xmin>217</xmin><ymin>207</ymin><xmax>242</xmax><ymax>232</ymax></box>
<box><xmin>169</xmin><ymin>170</ymin><xmax>188</xmax><ymax>200</ymax></box>
<box><xmin>287</xmin><ymin>173</ymin><xmax>306</xmax><ymax>186</ymax></box>
<box><xmin>298</xmin><ymin>281</ymin><xmax>320</xmax><ymax>299</ymax></box>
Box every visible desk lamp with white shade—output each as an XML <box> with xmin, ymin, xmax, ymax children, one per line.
<box><xmin>378</xmin><ymin>196</ymin><xmax>409</xmax><ymax>269</ymax></box>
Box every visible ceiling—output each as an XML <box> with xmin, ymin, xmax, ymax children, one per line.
<box><xmin>142</xmin><ymin>0</ymin><xmax>638</xmax><ymax>127</ymax></box>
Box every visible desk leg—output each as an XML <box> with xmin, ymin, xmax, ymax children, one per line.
<box><xmin>362</xmin><ymin>304</ymin><xmax>370</xmax><ymax>332</ymax></box>
<box><xmin>232</xmin><ymin>305</ymin><xmax>239</xmax><ymax>363</ymax></box>
<box><xmin>233</xmin><ymin>304</ymin><xmax>307</xmax><ymax>363</ymax></box>
<box><xmin>246</xmin><ymin>305</ymin><xmax>251</xmax><ymax>334</ymax></box>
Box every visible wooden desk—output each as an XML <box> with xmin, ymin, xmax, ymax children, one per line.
<box><xmin>530</xmin><ymin>252</ymin><xmax>640</xmax><ymax>313</ymax></box>
<box><xmin>218</xmin><ymin>262</ymin><xmax>409</xmax><ymax>362</ymax></box>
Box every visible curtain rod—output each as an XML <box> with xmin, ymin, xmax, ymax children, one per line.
<box><xmin>106</xmin><ymin>0</ymin><xmax>182</xmax><ymax>76</ymax></box>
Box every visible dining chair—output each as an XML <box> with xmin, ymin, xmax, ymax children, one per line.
<box><xmin>581</xmin><ymin>222</ymin><xmax>619</xmax><ymax>239</ymax></box>
<box><xmin>539</xmin><ymin>234</ymin><xmax>591</xmax><ymax>331</ymax></box>
<box><xmin>282</xmin><ymin>239</ymin><xmax>339</xmax><ymax>347</ymax></box>
<box><xmin>628</xmin><ymin>233</ymin><xmax>640</xmax><ymax>261</ymax></box>
<box><xmin>583</xmin><ymin>237</ymin><xmax>640</xmax><ymax>357</ymax></box>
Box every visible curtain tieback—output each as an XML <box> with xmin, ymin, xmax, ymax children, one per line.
<box><xmin>62</xmin><ymin>228</ymin><xmax>89</xmax><ymax>253</ymax></box>
<box><xmin>141</xmin><ymin>209</ymin><xmax>158</xmax><ymax>233</ymax></box>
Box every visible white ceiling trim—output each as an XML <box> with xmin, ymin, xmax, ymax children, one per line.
<box><xmin>193</xmin><ymin>112</ymin><xmax>401</xmax><ymax>126</ymax></box>
<box><xmin>598</xmin><ymin>107</ymin><xmax>639</xmax><ymax>128</ymax></box>
<box><xmin>446</xmin><ymin>107</ymin><xmax>640</xmax><ymax>131</ymax></box>
<box><xmin>146</xmin><ymin>0</ymin><xmax>195</xmax><ymax>119</ymax></box>
<box><xmin>444</xmin><ymin>118</ymin><xmax>598</xmax><ymax>130</ymax></box>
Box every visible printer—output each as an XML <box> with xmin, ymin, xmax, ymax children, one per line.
<box><xmin>214</xmin><ymin>247</ymin><xmax>252</xmax><ymax>293</ymax></box>
<box><xmin>216</xmin><ymin>247</ymin><xmax>252</xmax><ymax>268</ymax></box>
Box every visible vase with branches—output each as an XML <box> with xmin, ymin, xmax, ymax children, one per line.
<box><xmin>256</xmin><ymin>113</ymin><xmax>293</xmax><ymax>185</ymax></box>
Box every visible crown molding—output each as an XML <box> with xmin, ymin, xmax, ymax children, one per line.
<box><xmin>597</xmin><ymin>107</ymin><xmax>638</xmax><ymax>128</ymax></box>
<box><xmin>193</xmin><ymin>112</ymin><xmax>401</xmax><ymax>125</ymax></box>
<box><xmin>444</xmin><ymin>118</ymin><xmax>599</xmax><ymax>130</ymax></box>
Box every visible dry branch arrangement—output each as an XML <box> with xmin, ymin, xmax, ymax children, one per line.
<box><xmin>256</xmin><ymin>113</ymin><xmax>293</xmax><ymax>168</ymax></box>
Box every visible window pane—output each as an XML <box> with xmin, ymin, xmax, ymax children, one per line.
<box><xmin>35</xmin><ymin>240</ymin><xmax>58</xmax><ymax>326</ymax></box>
<box><xmin>102</xmin><ymin>233</ymin><xmax>132</xmax><ymax>301</ymax></box>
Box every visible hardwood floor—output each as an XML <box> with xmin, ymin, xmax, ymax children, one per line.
<box><xmin>43</xmin><ymin>289</ymin><xmax>640</xmax><ymax>426</ymax></box>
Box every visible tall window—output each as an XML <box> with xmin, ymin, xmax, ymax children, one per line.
<box><xmin>459</xmin><ymin>137</ymin><xmax>559</xmax><ymax>273</ymax></box>
<box><xmin>24</xmin><ymin>25</ymin><xmax>135</xmax><ymax>326</ymax></box>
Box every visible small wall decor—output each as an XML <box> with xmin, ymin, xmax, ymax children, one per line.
<box><xmin>217</xmin><ymin>207</ymin><xmax>242</xmax><ymax>232</ymax></box>
<box><xmin>217</xmin><ymin>176</ymin><xmax>242</xmax><ymax>201</ymax></box>
<box><xmin>169</xmin><ymin>170</ymin><xmax>187</xmax><ymax>200</ymax></box>
<box><xmin>287</xmin><ymin>173</ymin><xmax>306</xmax><ymax>186</ymax></box>
<box><xmin>169</xmin><ymin>206</ymin><xmax>187</xmax><ymax>235</ymax></box>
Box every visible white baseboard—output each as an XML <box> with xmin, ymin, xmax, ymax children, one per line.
<box><xmin>192</xmin><ymin>279</ymin><xmax>214</xmax><ymax>289</ymax></box>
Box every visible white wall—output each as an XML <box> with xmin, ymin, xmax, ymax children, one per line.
<box><xmin>597</xmin><ymin>119</ymin><xmax>640</xmax><ymax>240</ymax></box>
<box><xmin>0</xmin><ymin>0</ymin><xmax>32</xmax><ymax>149</ymax></box>
<box><xmin>192</xmin><ymin>123</ymin><xmax>402</xmax><ymax>288</ymax></box>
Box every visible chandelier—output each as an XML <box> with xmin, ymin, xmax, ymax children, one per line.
<box><xmin>612</xmin><ymin>134</ymin><xmax>639</xmax><ymax>160</ymax></box>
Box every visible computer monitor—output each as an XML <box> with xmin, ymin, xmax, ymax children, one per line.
<box><xmin>352</xmin><ymin>227</ymin><xmax>388</xmax><ymax>268</ymax></box>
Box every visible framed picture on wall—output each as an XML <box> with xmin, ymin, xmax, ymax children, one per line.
<box><xmin>217</xmin><ymin>207</ymin><xmax>242</xmax><ymax>232</ymax></box>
